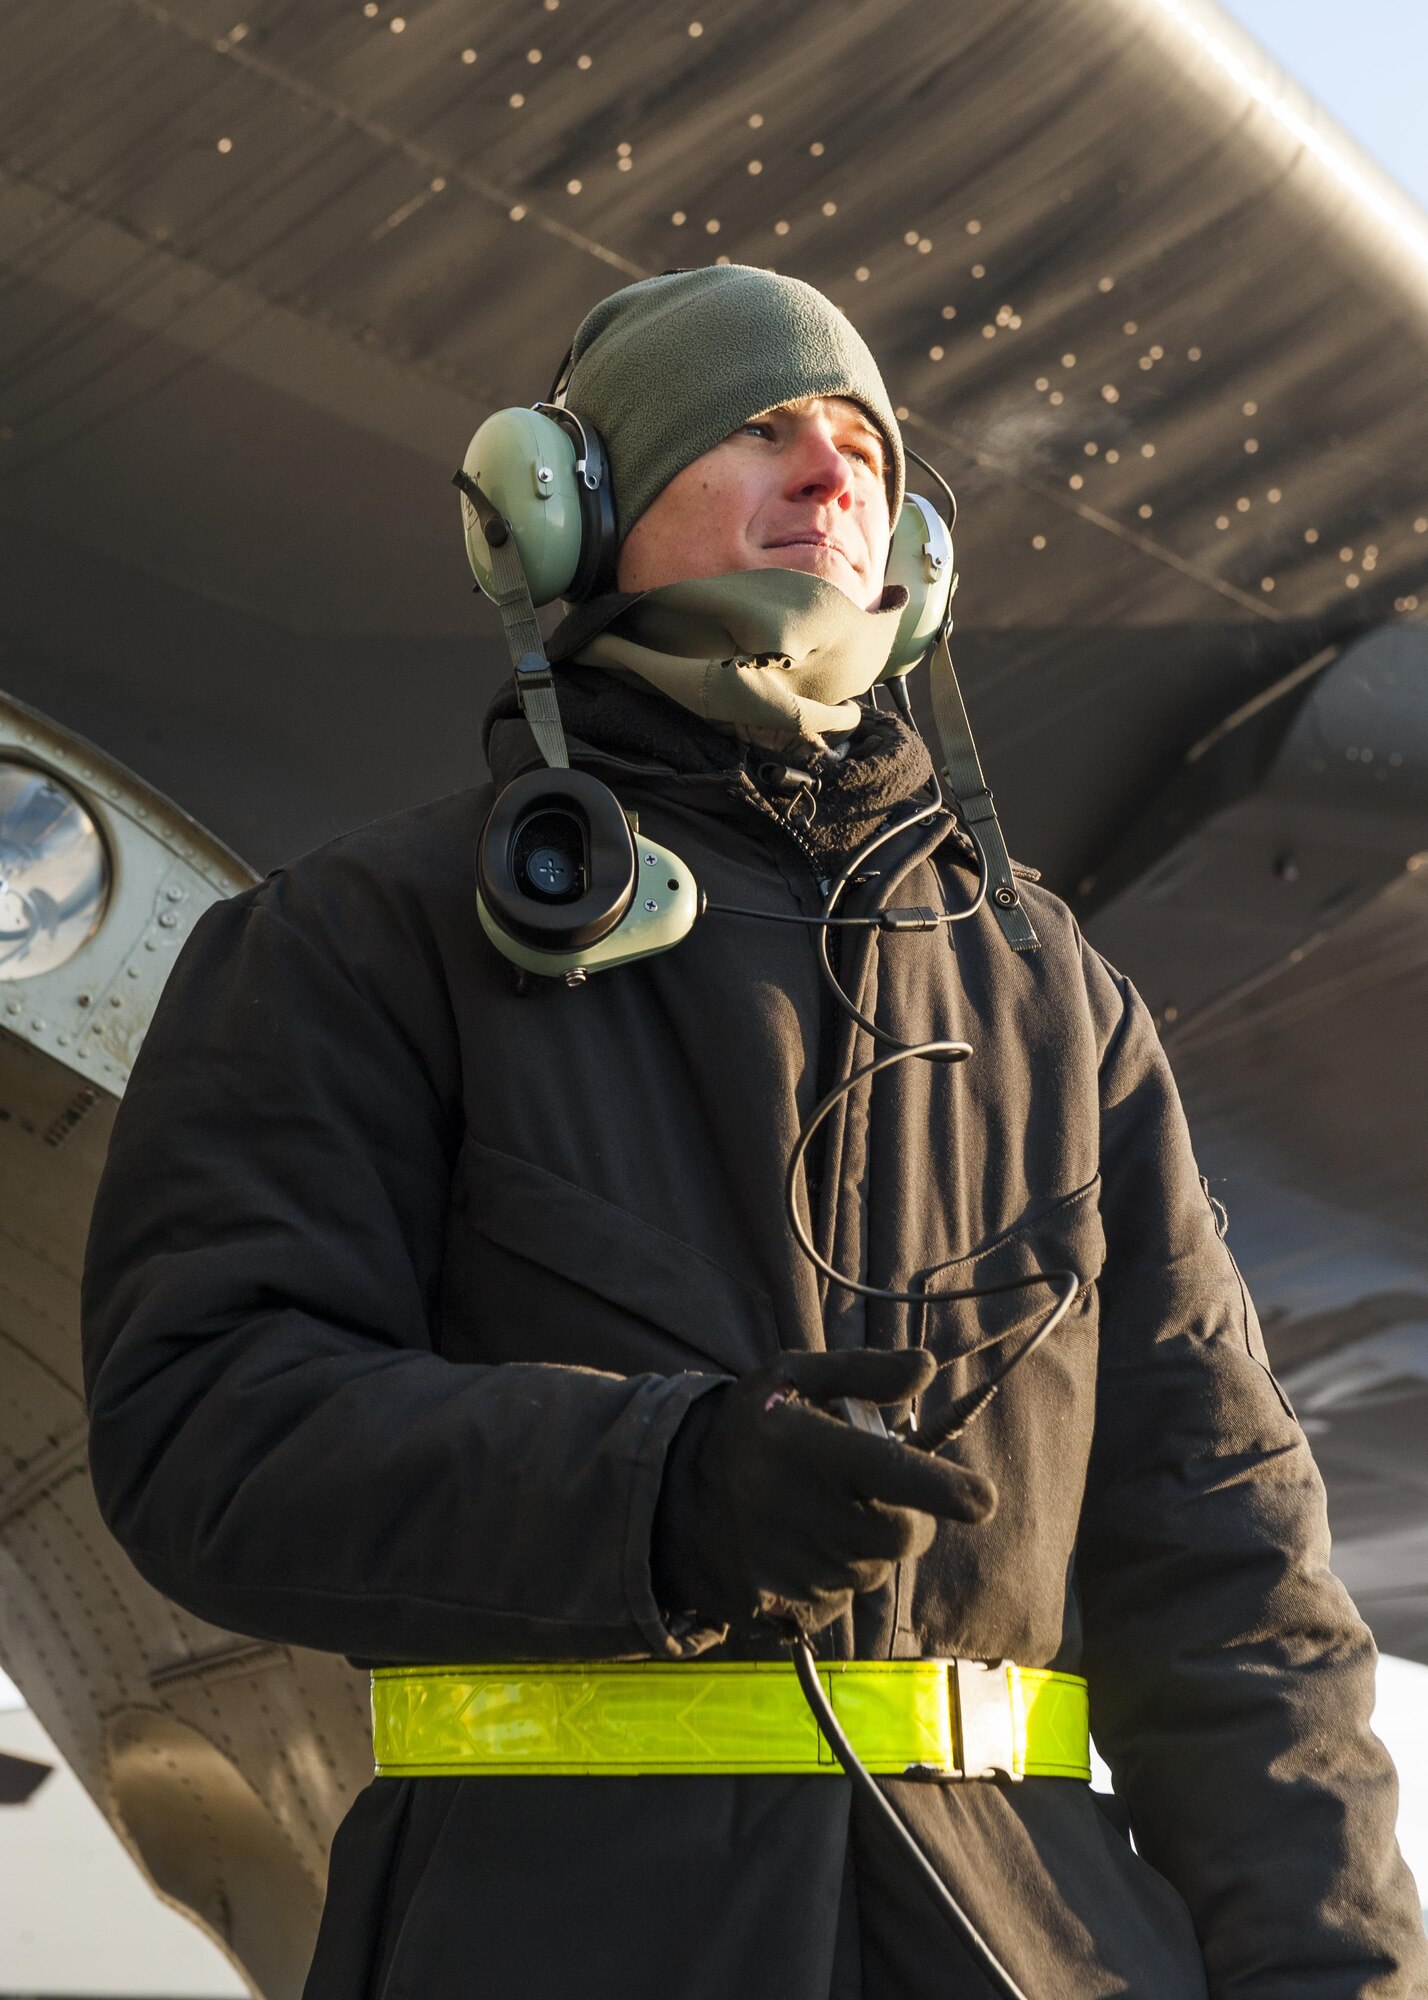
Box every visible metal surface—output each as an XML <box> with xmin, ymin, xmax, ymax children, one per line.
<box><xmin>0</xmin><ymin>0</ymin><xmax>1424</xmax><ymax>877</ymax></box>
<box><xmin>0</xmin><ymin>0</ymin><xmax>1426</xmax><ymax>1991</ymax></box>
<box><xmin>0</xmin><ymin>692</ymin><xmax>370</xmax><ymax>1997</ymax></box>
<box><xmin>1085</xmin><ymin>627</ymin><xmax>1428</xmax><ymax>1656</ymax></box>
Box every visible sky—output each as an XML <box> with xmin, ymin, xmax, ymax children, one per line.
<box><xmin>1219</xmin><ymin>0</ymin><xmax>1428</xmax><ymax>213</ymax></box>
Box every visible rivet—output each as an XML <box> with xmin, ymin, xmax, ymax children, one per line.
<box><xmin>994</xmin><ymin>886</ymin><xmax>1018</xmax><ymax>908</ymax></box>
<box><xmin>159</xmin><ymin>912</ymin><xmax>178</xmax><ymax>928</ymax></box>
<box><xmin>109</xmin><ymin>995</ymin><xmax>123</xmax><ymax>1007</ymax></box>
<box><xmin>165</xmin><ymin>885</ymin><xmax>183</xmax><ymax>901</ymax></box>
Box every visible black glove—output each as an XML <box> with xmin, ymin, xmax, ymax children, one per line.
<box><xmin>651</xmin><ymin>1348</ymin><xmax>997</xmax><ymax>1634</ymax></box>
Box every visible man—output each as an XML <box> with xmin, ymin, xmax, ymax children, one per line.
<box><xmin>81</xmin><ymin>265</ymin><xmax>1428</xmax><ymax>1998</ymax></box>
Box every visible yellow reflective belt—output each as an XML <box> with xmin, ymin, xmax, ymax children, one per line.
<box><xmin>371</xmin><ymin>1659</ymin><xmax>1091</xmax><ymax>1781</ymax></box>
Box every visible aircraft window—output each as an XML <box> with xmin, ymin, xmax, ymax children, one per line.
<box><xmin>0</xmin><ymin>765</ymin><xmax>109</xmax><ymax>981</ymax></box>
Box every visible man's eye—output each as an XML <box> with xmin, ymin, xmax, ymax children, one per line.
<box><xmin>741</xmin><ymin>422</ymin><xmax>776</xmax><ymax>440</ymax></box>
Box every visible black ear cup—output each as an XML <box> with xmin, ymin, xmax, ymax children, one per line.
<box><xmin>477</xmin><ymin>768</ymin><xmax>636</xmax><ymax>951</ymax></box>
<box><xmin>528</xmin><ymin>404</ymin><xmax>618</xmax><ymax>603</ymax></box>
<box><xmin>559</xmin><ymin>417</ymin><xmax>619</xmax><ymax>603</ymax></box>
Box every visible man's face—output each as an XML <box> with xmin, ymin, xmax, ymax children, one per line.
<box><xmin>615</xmin><ymin>395</ymin><xmax>893</xmax><ymax>611</ymax></box>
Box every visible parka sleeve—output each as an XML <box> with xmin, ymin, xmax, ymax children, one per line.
<box><xmin>81</xmin><ymin>838</ymin><xmax>711</xmax><ymax>1664</ymax></box>
<box><xmin>1075</xmin><ymin>941</ymin><xmax>1428</xmax><ymax>1997</ymax></box>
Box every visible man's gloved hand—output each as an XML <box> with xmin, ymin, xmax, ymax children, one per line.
<box><xmin>651</xmin><ymin>1348</ymin><xmax>997</xmax><ymax>1634</ymax></box>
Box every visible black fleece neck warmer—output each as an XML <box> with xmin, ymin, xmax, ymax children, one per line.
<box><xmin>481</xmin><ymin>653</ymin><xmax>939</xmax><ymax>873</ymax></box>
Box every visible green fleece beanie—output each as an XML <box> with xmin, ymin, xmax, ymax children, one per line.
<box><xmin>564</xmin><ymin>265</ymin><xmax>904</xmax><ymax>541</ymax></box>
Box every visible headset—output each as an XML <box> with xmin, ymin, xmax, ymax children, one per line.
<box><xmin>456</xmin><ymin>402</ymin><xmax>956</xmax><ymax>680</ymax></box>
<box><xmin>456</xmin><ymin>345</ymin><xmax>961</xmax><ymax>986</ymax></box>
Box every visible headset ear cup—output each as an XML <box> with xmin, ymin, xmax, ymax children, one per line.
<box><xmin>459</xmin><ymin>408</ymin><xmax>585</xmax><ymax>606</ymax></box>
<box><xmin>563</xmin><ymin>419</ymin><xmax>620</xmax><ymax>603</ymax></box>
<box><xmin>879</xmin><ymin>493</ymin><xmax>956</xmax><ymax>680</ymax></box>
<box><xmin>477</xmin><ymin>768</ymin><xmax>636</xmax><ymax>954</ymax></box>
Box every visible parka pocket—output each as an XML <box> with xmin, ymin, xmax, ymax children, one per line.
<box><xmin>908</xmin><ymin>1178</ymin><xmax>1106</xmax><ymax>1430</ymax></box>
<box><xmin>440</xmin><ymin>1137</ymin><xmax>779</xmax><ymax>1378</ymax></box>
<box><xmin>912</xmin><ymin>1177</ymin><xmax>1106</xmax><ymax>1352</ymax></box>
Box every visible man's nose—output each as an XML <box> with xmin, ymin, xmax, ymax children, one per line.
<box><xmin>786</xmin><ymin>430</ymin><xmax>855</xmax><ymax>510</ymax></box>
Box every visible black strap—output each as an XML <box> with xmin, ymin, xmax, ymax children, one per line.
<box><xmin>926</xmin><ymin>632</ymin><xmax>1039</xmax><ymax>953</ymax></box>
<box><xmin>454</xmin><ymin>470</ymin><xmax>570</xmax><ymax>771</ymax></box>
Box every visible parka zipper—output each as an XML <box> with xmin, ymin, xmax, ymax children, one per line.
<box><xmin>728</xmin><ymin>766</ymin><xmax>831</xmax><ymax>899</ymax></box>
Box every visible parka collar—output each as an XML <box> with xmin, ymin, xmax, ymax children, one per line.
<box><xmin>480</xmin><ymin>660</ymin><xmax>975</xmax><ymax>876</ymax></box>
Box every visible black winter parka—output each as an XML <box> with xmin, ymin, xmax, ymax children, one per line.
<box><xmin>82</xmin><ymin>691</ymin><xmax>1428</xmax><ymax>2000</ymax></box>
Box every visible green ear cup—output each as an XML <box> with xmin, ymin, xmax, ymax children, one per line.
<box><xmin>459</xmin><ymin>408</ymin><xmax>586</xmax><ymax>607</ymax></box>
<box><xmin>879</xmin><ymin>492</ymin><xmax>956</xmax><ymax>681</ymax></box>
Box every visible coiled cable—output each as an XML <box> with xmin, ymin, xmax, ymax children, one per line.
<box><xmin>709</xmin><ymin>759</ymin><xmax>1079</xmax><ymax>2000</ymax></box>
